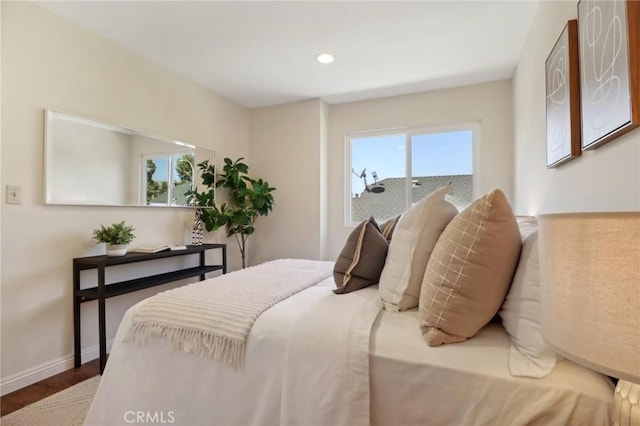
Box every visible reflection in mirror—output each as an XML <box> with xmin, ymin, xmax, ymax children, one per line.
<box><xmin>44</xmin><ymin>109</ymin><xmax>214</xmax><ymax>207</ymax></box>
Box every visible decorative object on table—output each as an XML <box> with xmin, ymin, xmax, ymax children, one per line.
<box><xmin>91</xmin><ymin>220</ymin><xmax>136</xmax><ymax>257</ymax></box>
<box><xmin>538</xmin><ymin>212</ymin><xmax>640</xmax><ymax>426</ymax></box>
<box><xmin>545</xmin><ymin>20</ymin><xmax>581</xmax><ymax>168</ymax></box>
<box><xmin>577</xmin><ymin>0</ymin><xmax>639</xmax><ymax>150</ymax></box>
<box><xmin>187</xmin><ymin>158</ymin><xmax>276</xmax><ymax>268</ymax></box>
<box><xmin>130</xmin><ymin>245</ymin><xmax>171</xmax><ymax>254</ymax></box>
<box><xmin>192</xmin><ymin>208</ymin><xmax>204</xmax><ymax>246</ymax></box>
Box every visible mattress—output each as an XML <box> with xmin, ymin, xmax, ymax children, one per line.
<box><xmin>370</xmin><ymin>309</ymin><xmax>614</xmax><ymax>425</ymax></box>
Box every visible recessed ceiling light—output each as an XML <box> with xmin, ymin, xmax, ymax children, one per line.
<box><xmin>316</xmin><ymin>53</ymin><xmax>334</xmax><ymax>64</ymax></box>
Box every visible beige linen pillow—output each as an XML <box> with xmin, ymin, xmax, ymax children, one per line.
<box><xmin>333</xmin><ymin>217</ymin><xmax>389</xmax><ymax>294</ymax></box>
<box><xmin>419</xmin><ymin>189</ymin><xmax>521</xmax><ymax>346</ymax></box>
<box><xmin>378</xmin><ymin>186</ymin><xmax>458</xmax><ymax>311</ymax></box>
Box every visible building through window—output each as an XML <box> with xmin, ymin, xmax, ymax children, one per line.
<box><xmin>347</xmin><ymin>126</ymin><xmax>475</xmax><ymax>225</ymax></box>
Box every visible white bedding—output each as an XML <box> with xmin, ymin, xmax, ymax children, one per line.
<box><xmin>370</xmin><ymin>309</ymin><xmax>614</xmax><ymax>425</ymax></box>
<box><xmin>85</xmin><ymin>275</ymin><xmax>614</xmax><ymax>426</ymax></box>
<box><xmin>126</xmin><ymin>259</ymin><xmax>335</xmax><ymax>369</ymax></box>
<box><xmin>85</xmin><ymin>276</ymin><xmax>382</xmax><ymax>426</ymax></box>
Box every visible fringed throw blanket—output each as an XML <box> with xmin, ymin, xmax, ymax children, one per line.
<box><xmin>125</xmin><ymin>259</ymin><xmax>334</xmax><ymax>369</ymax></box>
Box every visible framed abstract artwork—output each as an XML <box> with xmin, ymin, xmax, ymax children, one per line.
<box><xmin>545</xmin><ymin>20</ymin><xmax>581</xmax><ymax>168</ymax></box>
<box><xmin>578</xmin><ymin>0</ymin><xmax>639</xmax><ymax>150</ymax></box>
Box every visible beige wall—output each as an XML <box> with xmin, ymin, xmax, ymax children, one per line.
<box><xmin>248</xmin><ymin>81</ymin><xmax>514</xmax><ymax>266</ymax></box>
<box><xmin>250</xmin><ymin>81</ymin><xmax>513</xmax><ymax>264</ymax></box>
<box><xmin>513</xmin><ymin>0</ymin><xmax>640</xmax><ymax>215</ymax></box>
<box><xmin>326</xmin><ymin>80</ymin><xmax>514</xmax><ymax>259</ymax></box>
<box><xmin>248</xmin><ymin>99</ymin><xmax>327</xmax><ymax>265</ymax></box>
<box><xmin>1</xmin><ymin>2</ymin><xmax>248</xmax><ymax>392</ymax></box>
<box><xmin>0</xmin><ymin>6</ymin><xmax>3</xmax><ymax>385</ymax></box>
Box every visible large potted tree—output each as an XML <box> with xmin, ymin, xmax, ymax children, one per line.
<box><xmin>188</xmin><ymin>157</ymin><xmax>275</xmax><ymax>268</ymax></box>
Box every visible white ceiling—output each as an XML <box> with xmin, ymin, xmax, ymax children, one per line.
<box><xmin>36</xmin><ymin>1</ymin><xmax>540</xmax><ymax>109</ymax></box>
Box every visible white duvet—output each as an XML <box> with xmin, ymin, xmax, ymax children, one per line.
<box><xmin>85</xmin><ymin>264</ymin><xmax>613</xmax><ymax>426</ymax></box>
<box><xmin>84</xmin><ymin>276</ymin><xmax>382</xmax><ymax>426</ymax></box>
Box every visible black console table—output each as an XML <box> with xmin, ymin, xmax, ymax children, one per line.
<box><xmin>73</xmin><ymin>243</ymin><xmax>226</xmax><ymax>373</ymax></box>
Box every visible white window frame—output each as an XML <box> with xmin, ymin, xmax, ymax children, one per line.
<box><xmin>142</xmin><ymin>150</ymin><xmax>195</xmax><ymax>206</ymax></box>
<box><xmin>344</xmin><ymin>122</ymin><xmax>480</xmax><ymax>227</ymax></box>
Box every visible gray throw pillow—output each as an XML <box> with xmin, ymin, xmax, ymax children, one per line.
<box><xmin>333</xmin><ymin>217</ymin><xmax>389</xmax><ymax>294</ymax></box>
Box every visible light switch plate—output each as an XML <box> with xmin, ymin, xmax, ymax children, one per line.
<box><xmin>6</xmin><ymin>185</ymin><xmax>21</xmax><ymax>204</ymax></box>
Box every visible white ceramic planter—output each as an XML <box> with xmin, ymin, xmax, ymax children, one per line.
<box><xmin>106</xmin><ymin>244</ymin><xmax>128</xmax><ymax>257</ymax></box>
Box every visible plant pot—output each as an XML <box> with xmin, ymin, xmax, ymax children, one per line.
<box><xmin>106</xmin><ymin>244</ymin><xmax>128</xmax><ymax>257</ymax></box>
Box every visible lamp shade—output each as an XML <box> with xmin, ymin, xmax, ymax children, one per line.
<box><xmin>538</xmin><ymin>212</ymin><xmax>640</xmax><ymax>383</ymax></box>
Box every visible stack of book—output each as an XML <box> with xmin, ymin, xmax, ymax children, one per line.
<box><xmin>130</xmin><ymin>245</ymin><xmax>187</xmax><ymax>253</ymax></box>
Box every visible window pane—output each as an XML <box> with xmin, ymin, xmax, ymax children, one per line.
<box><xmin>411</xmin><ymin>130</ymin><xmax>473</xmax><ymax>210</ymax></box>
<box><xmin>171</xmin><ymin>153</ymin><xmax>195</xmax><ymax>206</ymax></box>
<box><xmin>351</xmin><ymin>134</ymin><xmax>406</xmax><ymax>223</ymax></box>
<box><xmin>146</xmin><ymin>157</ymin><xmax>169</xmax><ymax>205</ymax></box>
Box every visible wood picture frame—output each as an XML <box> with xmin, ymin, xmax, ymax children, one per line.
<box><xmin>545</xmin><ymin>20</ymin><xmax>581</xmax><ymax>168</ymax></box>
<box><xmin>578</xmin><ymin>0</ymin><xmax>639</xmax><ymax>150</ymax></box>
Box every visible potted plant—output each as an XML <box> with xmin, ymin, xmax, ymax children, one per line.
<box><xmin>188</xmin><ymin>158</ymin><xmax>275</xmax><ymax>268</ymax></box>
<box><xmin>92</xmin><ymin>221</ymin><xmax>136</xmax><ymax>256</ymax></box>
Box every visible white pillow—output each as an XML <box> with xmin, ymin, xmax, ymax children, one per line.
<box><xmin>378</xmin><ymin>186</ymin><xmax>458</xmax><ymax>311</ymax></box>
<box><xmin>499</xmin><ymin>218</ymin><xmax>557</xmax><ymax>378</ymax></box>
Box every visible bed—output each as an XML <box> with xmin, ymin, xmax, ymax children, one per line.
<box><xmin>85</xmin><ymin>189</ymin><xmax>614</xmax><ymax>425</ymax></box>
<box><xmin>84</xmin><ymin>278</ymin><xmax>612</xmax><ymax>426</ymax></box>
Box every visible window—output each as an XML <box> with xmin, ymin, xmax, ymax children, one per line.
<box><xmin>143</xmin><ymin>151</ymin><xmax>195</xmax><ymax>206</ymax></box>
<box><xmin>347</xmin><ymin>125</ymin><xmax>475</xmax><ymax>225</ymax></box>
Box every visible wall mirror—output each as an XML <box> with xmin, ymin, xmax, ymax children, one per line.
<box><xmin>44</xmin><ymin>109</ymin><xmax>214</xmax><ymax>207</ymax></box>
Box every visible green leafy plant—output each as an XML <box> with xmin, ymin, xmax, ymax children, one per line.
<box><xmin>92</xmin><ymin>221</ymin><xmax>136</xmax><ymax>245</ymax></box>
<box><xmin>188</xmin><ymin>158</ymin><xmax>276</xmax><ymax>268</ymax></box>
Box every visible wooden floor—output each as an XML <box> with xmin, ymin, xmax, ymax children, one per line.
<box><xmin>0</xmin><ymin>359</ymin><xmax>100</xmax><ymax>416</ymax></box>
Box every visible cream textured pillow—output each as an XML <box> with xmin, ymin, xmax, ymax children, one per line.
<box><xmin>333</xmin><ymin>217</ymin><xmax>389</xmax><ymax>294</ymax></box>
<box><xmin>419</xmin><ymin>189</ymin><xmax>521</xmax><ymax>346</ymax></box>
<box><xmin>499</xmin><ymin>218</ymin><xmax>557</xmax><ymax>377</ymax></box>
<box><xmin>379</xmin><ymin>186</ymin><xmax>458</xmax><ymax>311</ymax></box>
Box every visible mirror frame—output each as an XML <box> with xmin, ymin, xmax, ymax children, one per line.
<box><xmin>44</xmin><ymin>109</ymin><xmax>214</xmax><ymax>208</ymax></box>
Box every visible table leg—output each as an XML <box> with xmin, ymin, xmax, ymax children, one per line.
<box><xmin>199</xmin><ymin>250</ymin><xmax>206</xmax><ymax>281</ymax></box>
<box><xmin>222</xmin><ymin>245</ymin><xmax>227</xmax><ymax>274</ymax></box>
<box><xmin>98</xmin><ymin>265</ymin><xmax>107</xmax><ymax>373</ymax></box>
<box><xmin>73</xmin><ymin>262</ymin><xmax>81</xmax><ymax>368</ymax></box>
<box><xmin>73</xmin><ymin>298</ymin><xmax>81</xmax><ymax>367</ymax></box>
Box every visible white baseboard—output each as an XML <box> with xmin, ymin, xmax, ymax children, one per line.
<box><xmin>0</xmin><ymin>341</ymin><xmax>113</xmax><ymax>396</ymax></box>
